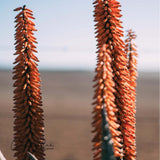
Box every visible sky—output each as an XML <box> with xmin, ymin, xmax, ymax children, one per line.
<box><xmin>0</xmin><ymin>0</ymin><xmax>159</xmax><ymax>71</ymax></box>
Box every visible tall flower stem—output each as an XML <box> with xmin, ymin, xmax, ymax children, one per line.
<box><xmin>13</xmin><ymin>5</ymin><xmax>45</xmax><ymax>160</ymax></box>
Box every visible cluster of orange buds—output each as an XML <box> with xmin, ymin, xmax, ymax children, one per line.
<box><xmin>13</xmin><ymin>5</ymin><xmax>45</xmax><ymax>160</ymax></box>
<box><xmin>92</xmin><ymin>0</ymin><xmax>137</xmax><ymax>160</ymax></box>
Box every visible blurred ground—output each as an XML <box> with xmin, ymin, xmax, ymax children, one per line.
<box><xmin>0</xmin><ymin>70</ymin><xmax>159</xmax><ymax>160</ymax></box>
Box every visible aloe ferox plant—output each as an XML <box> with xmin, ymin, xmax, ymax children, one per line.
<box><xmin>0</xmin><ymin>1</ymin><xmax>138</xmax><ymax>160</ymax></box>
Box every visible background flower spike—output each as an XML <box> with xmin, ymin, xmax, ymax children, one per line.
<box><xmin>124</xmin><ymin>29</ymin><xmax>138</xmax><ymax>159</ymax></box>
<box><xmin>13</xmin><ymin>6</ymin><xmax>45</xmax><ymax>160</ymax></box>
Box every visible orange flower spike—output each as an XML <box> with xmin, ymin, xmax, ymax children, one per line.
<box><xmin>93</xmin><ymin>0</ymin><xmax>137</xmax><ymax>159</ymax></box>
<box><xmin>93</xmin><ymin>0</ymin><xmax>124</xmax><ymax>158</ymax></box>
<box><xmin>13</xmin><ymin>5</ymin><xmax>45</xmax><ymax>160</ymax></box>
<box><xmin>92</xmin><ymin>44</ymin><xmax>122</xmax><ymax>160</ymax></box>
<box><xmin>124</xmin><ymin>29</ymin><xmax>138</xmax><ymax>159</ymax></box>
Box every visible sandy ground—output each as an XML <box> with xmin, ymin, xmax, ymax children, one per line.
<box><xmin>0</xmin><ymin>70</ymin><xmax>159</xmax><ymax>160</ymax></box>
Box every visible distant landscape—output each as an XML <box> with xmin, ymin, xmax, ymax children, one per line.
<box><xmin>0</xmin><ymin>70</ymin><xmax>159</xmax><ymax>160</ymax></box>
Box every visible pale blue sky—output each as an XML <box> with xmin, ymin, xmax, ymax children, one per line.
<box><xmin>0</xmin><ymin>0</ymin><xmax>159</xmax><ymax>71</ymax></box>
